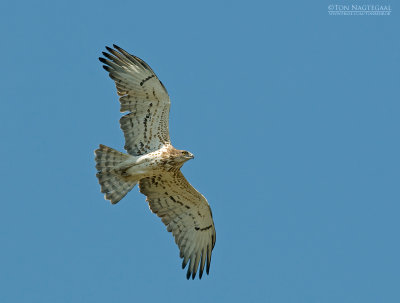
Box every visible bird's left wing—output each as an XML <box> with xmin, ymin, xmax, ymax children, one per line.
<box><xmin>99</xmin><ymin>45</ymin><xmax>171</xmax><ymax>156</ymax></box>
<box><xmin>139</xmin><ymin>171</ymin><xmax>216</xmax><ymax>279</ymax></box>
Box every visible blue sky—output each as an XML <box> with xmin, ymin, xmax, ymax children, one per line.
<box><xmin>1</xmin><ymin>1</ymin><xmax>399</xmax><ymax>302</ymax></box>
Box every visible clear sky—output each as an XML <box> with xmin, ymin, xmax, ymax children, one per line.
<box><xmin>1</xmin><ymin>1</ymin><xmax>399</xmax><ymax>302</ymax></box>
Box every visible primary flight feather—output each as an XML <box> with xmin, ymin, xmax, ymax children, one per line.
<box><xmin>95</xmin><ymin>45</ymin><xmax>216</xmax><ymax>279</ymax></box>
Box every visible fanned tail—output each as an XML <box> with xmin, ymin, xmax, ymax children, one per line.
<box><xmin>95</xmin><ymin>144</ymin><xmax>136</xmax><ymax>204</ymax></box>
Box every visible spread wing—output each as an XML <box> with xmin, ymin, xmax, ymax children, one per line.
<box><xmin>139</xmin><ymin>171</ymin><xmax>216</xmax><ymax>279</ymax></box>
<box><xmin>99</xmin><ymin>45</ymin><xmax>171</xmax><ymax>156</ymax></box>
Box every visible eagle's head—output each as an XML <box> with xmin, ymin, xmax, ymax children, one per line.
<box><xmin>168</xmin><ymin>149</ymin><xmax>194</xmax><ymax>167</ymax></box>
<box><xmin>179</xmin><ymin>150</ymin><xmax>195</xmax><ymax>162</ymax></box>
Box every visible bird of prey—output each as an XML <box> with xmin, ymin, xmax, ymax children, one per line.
<box><xmin>95</xmin><ymin>45</ymin><xmax>216</xmax><ymax>279</ymax></box>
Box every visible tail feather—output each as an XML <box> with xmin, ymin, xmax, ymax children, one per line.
<box><xmin>95</xmin><ymin>144</ymin><xmax>130</xmax><ymax>170</ymax></box>
<box><xmin>95</xmin><ymin>144</ymin><xmax>136</xmax><ymax>204</ymax></box>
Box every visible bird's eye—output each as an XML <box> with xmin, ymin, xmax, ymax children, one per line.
<box><xmin>183</xmin><ymin>151</ymin><xmax>188</xmax><ymax>155</ymax></box>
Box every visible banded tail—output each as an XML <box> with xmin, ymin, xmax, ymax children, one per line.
<box><xmin>95</xmin><ymin>144</ymin><xmax>136</xmax><ymax>204</ymax></box>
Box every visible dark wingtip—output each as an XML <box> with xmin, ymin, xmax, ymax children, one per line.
<box><xmin>105</xmin><ymin>46</ymin><xmax>113</xmax><ymax>52</ymax></box>
<box><xmin>186</xmin><ymin>270</ymin><xmax>191</xmax><ymax>280</ymax></box>
<box><xmin>191</xmin><ymin>266</ymin><xmax>198</xmax><ymax>280</ymax></box>
<box><xmin>102</xmin><ymin>65</ymin><xmax>111</xmax><ymax>72</ymax></box>
<box><xmin>182</xmin><ymin>255</ymin><xmax>189</xmax><ymax>269</ymax></box>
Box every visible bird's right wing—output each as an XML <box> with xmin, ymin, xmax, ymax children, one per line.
<box><xmin>139</xmin><ymin>170</ymin><xmax>216</xmax><ymax>279</ymax></box>
<box><xmin>99</xmin><ymin>45</ymin><xmax>171</xmax><ymax>156</ymax></box>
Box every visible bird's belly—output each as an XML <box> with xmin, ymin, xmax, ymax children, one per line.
<box><xmin>124</xmin><ymin>159</ymin><xmax>162</xmax><ymax>180</ymax></box>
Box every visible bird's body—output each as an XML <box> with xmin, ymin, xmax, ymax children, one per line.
<box><xmin>95</xmin><ymin>45</ymin><xmax>216</xmax><ymax>279</ymax></box>
<box><xmin>100</xmin><ymin>144</ymin><xmax>193</xmax><ymax>181</ymax></box>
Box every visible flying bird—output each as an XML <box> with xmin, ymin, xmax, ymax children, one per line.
<box><xmin>95</xmin><ymin>45</ymin><xmax>216</xmax><ymax>279</ymax></box>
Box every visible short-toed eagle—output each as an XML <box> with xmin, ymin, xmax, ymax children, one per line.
<box><xmin>95</xmin><ymin>45</ymin><xmax>216</xmax><ymax>279</ymax></box>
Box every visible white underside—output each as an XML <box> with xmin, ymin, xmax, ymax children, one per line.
<box><xmin>115</xmin><ymin>148</ymin><xmax>167</xmax><ymax>180</ymax></box>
